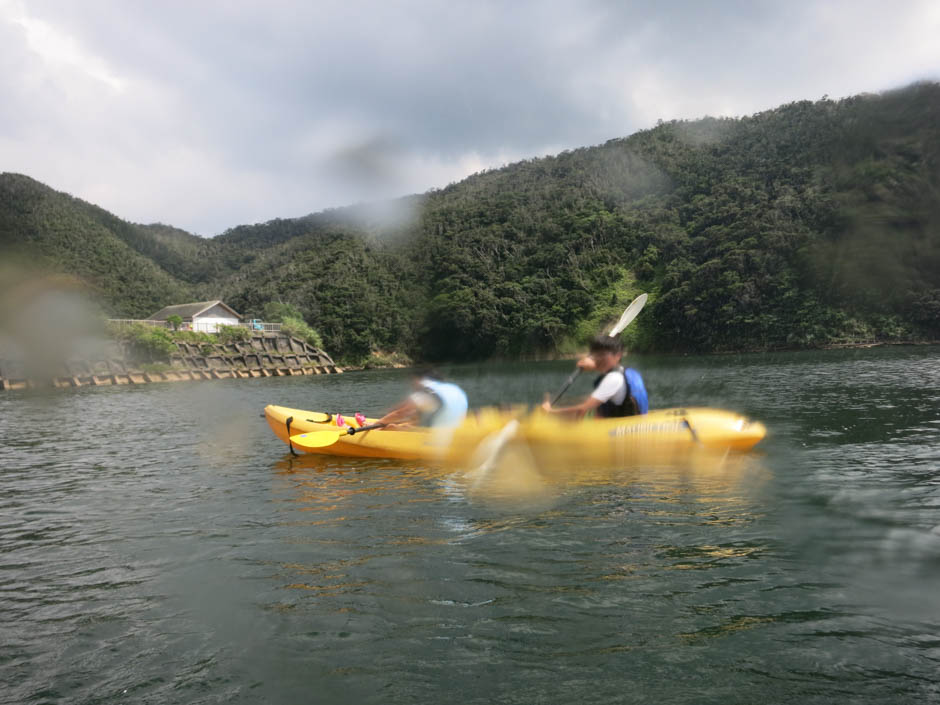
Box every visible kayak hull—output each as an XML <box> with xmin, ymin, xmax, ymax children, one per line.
<box><xmin>263</xmin><ymin>405</ymin><xmax>426</xmax><ymax>459</ymax></box>
<box><xmin>264</xmin><ymin>404</ymin><xmax>766</xmax><ymax>465</ymax></box>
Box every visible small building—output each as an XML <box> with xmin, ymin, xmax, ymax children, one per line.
<box><xmin>149</xmin><ymin>301</ymin><xmax>242</xmax><ymax>334</ymax></box>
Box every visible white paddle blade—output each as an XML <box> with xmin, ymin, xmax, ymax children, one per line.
<box><xmin>608</xmin><ymin>293</ymin><xmax>648</xmax><ymax>337</ymax></box>
<box><xmin>466</xmin><ymin>419</ymin><xmax>520</xmax><ymax>481</ymax></box>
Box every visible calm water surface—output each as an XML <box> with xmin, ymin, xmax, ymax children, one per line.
<box><xmin>2</xmin><ymin>348</ymin><xmax>939</xmax><ymax>704</ymax></box>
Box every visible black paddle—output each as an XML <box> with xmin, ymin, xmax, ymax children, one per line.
<box><xmin>550</xmin><ymin>293</ymin><xmax>648</xmax><ymax>404</ymax></box>
<box><xmin>289</xmin><ymin>422</ymin><xmax>389</xmax><ymax>449</ymax></box>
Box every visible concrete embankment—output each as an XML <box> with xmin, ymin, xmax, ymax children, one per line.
<box><xmin>0</xmin><ymin>333</ymin><xmax>341</xmax><ymax>391</ymax></box>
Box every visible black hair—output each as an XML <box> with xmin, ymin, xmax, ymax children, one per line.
<box><xmin>588</xmin><ymin>335</ymin><xmax>624</xmax><ymax>356</ymax></box>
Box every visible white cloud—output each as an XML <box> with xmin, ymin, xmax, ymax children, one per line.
<box><xmin>1</xmin><ymin>0</ymin><xmax>126</xmax><ymax>92</ymax></box>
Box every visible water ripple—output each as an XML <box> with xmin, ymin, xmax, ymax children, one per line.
<box><xmin>1</xmin><ymin>351</ymin><xmax>939</xmax><ymax>703</ymax></box>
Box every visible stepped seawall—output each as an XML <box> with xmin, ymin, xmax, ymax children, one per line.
<box><xmin>0</xmin><ymin>332</ymin><xmax>341</xmax><ymax>391</ymax></box>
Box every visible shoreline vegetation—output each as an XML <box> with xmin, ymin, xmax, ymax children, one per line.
<box><xmin>345</xmin><ymin>338</ymin><xmax>940</xmax><ymax>371</ymax></box>
<box><xmin>2</xmin><ymin>332</ymin><xmax>936</xmax><ymax>390</ymax></box>
<box><xmin>1</xmin><ymin>83</ymin><xmax>939</xmax><ymax>367</ymax></box>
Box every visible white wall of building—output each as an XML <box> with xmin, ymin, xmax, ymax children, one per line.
<box><xmin>191</xmin><ymin>316</ymin><xmax>239</xmax><ymax>333</ymax></box>
<box><xmin>189</xmin><ymin>306</ymin><xmax>239</xmax><ymax>333</ymax></box>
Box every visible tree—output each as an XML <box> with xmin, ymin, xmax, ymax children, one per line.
<box><xmin>262</xmin><ymin>301</ymin><xmax>303</xmax><ymax>322</ymax></box>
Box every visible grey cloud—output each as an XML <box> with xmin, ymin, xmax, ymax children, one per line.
<box><xmin>3</xmin><ymin>0</ymin><xmax>938</xmax><ymax>234</ymax></box>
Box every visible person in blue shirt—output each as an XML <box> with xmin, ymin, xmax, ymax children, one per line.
<box><xmin>378</xmin><ymin>368</ymin><xmax>468</xmax><ymax>429</ymax></box>
<box><xmin>541</xmin><ymin>335</ymin><xmax>648</xmax><ymax>419</ymax></box>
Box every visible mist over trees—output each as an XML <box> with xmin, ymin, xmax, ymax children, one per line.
<box><xmin>1</xmin><ymin>83</ymin><xmax>938</xmax><ymax>364</ymax></box>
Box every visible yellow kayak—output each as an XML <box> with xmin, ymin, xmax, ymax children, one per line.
<box><xmin>263</xmin><ymin>404</ymin><xmax>766</xmax><ymax>465</ymax></box>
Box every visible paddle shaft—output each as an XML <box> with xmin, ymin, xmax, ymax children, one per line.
<box><xmin>346</xmin><ymin>422</ymin><xmax>387</xmax><ymax>435</ymax></box>
<box><xmin>289</xmin><ymin>421</ymin><xmax>389</xmax><ymax>450</ymax></box>
<box><xmin>551</xmin><ymin>368</ymin><xmax>582</xmax><ymax>405</ymax></box>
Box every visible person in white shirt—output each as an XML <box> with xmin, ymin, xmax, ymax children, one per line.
<box><xmin>378</xmin><ymin>369</ymin><xmax>469</xmax><ymax>429</ymax></box>
<box><xmin>541</xmin><ymin>335</ymin><xmax>648</xmax><ymax>419</ymax></box>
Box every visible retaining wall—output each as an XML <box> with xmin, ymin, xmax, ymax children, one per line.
<box><xmin>0</xmin><ymin>333</ymin><xmax>341</xmax><ymax>391</ymax></box>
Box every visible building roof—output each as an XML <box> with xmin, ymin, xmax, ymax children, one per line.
<box><xmin>149</xmin><ymin>300</ymin><xmax>242</xmax><ymax>321</ymax></box>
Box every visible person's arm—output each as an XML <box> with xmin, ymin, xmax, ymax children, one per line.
<box><xmin>541</xmin><ymin>394</ymin><xmax>603</xmax><ymax>419</ymax></box>
<box><xmin>378</xmin><ymin>399</ymin><xmax>419</xmax><ymax>426</ymax></box>
<box><xmin>541</xmin><ymin>369</ymin><xmax>621</xmax><ymax>419</ymax></box>
<box><xmin>540</xmin><ymin>355</ymin><xmax>600</xmax><ymax>418</ymax></box>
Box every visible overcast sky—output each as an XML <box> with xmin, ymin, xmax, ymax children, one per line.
<box><xmin>2</xmin><ymin>0</ymin><xmax>938</xmax><ymax>236</ymax></box>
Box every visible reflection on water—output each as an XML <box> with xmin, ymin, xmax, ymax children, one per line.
<box><xmin>273</xmin><ymin>433</ymin><xmax>772</xmax><ymax>520</ymax></box>
<box><xmin>267</xmin><ymin>438</ymin><xmax>776</xmax><ymax>679</ymax></box>
<box><xmin>460</xmin><ymin>438</ymin><xmax>771</xmax><ymax>512</ymax></box>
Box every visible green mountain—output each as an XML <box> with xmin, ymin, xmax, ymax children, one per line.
<box><xmin>0</xmin><ymin>173</ymin><xmax>191</xmax><ymax>317</ymax></box>
<box><xmin>2</xmin><ymin>82</ymin><xmax>939</xmax><ymax>363</ymax></box>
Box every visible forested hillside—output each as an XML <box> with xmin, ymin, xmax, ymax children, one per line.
<box><xmin>2</xmin><ymin>83</ymin><xmax>938</xmax><ymax>363</ymax></box>
<box><xmin>0</xmin><ymin>174</ymin><xmax>192</xmax><ymax>317</ymax></box>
